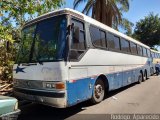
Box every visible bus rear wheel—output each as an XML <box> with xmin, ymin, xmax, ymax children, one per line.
<box><xmin>138</xmin><ymin>73</ymin><xmax>143</xmax><ymax>84</ymax></box>
<box><xmin>143</xmin><ymin>71</ymin><xmax>147</xmax><ymax>81</ymax></box>
<box><xmin>91</xmin><ymin>78</ymin><xmax>105</xmax><ymax>104</ymax></box>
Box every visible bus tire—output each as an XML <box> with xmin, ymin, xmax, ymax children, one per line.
<box><xmin>90</xmin><ymin>78</ymin><xmax>105</xmax><ymax>104</ymax></box>
<box><xmin>144</xmin><ymin>70</ymin><xmax>148</xmax><ymax>80</ymax></box>
<box><xmin>143</xmin><ymin>70</ymin><xmax>147</xmax><ymax>81</ymax></box>
<box><xmin>138</xmin><ymin>73</ymin><xmax>143</xmax><ymax>84</ymax></box>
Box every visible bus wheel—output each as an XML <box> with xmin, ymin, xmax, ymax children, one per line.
<box><xmin>144</xmin><ymin>71</ymin><xmax>148</xmax><ymax>80</ymax></box>
<box><xmin>91</xmin><ymin>79</ymin><xmax>105</xmax><ymax>104</ymax></box>
<box><xmin>138</xmin><ymin>73</ymin><xmax>143</xmax><ymax>84</ymax></box>
<box><xmin>143</xmin><ymin>71</ymin><xmax>147</xmax><ymax>81</ymax></box>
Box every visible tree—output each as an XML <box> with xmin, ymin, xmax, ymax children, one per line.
<box><xmin>0</xmin><ymin>23</ymin><xmax>16</xmax><ymax>81</ymax></box>
<box><xmin>73</xmin><ymin>0</ymin><xmax>133</xmax><ymax>33</ymax></box>
<box><xmin>133</xmin><ymin>13</ymin><xmax>160</xmax><ymax>48</ymax></box>
<box><xmin>0</xmin><ymin>0</ymin><xmax>64</xmax><ymax>26</ymax></box>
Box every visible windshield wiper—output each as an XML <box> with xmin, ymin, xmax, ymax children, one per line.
<box><xmin>21</xmin><ymin>63</ymin><xmax>37</xmax><ymax>66</ymax></box>
<box><xmin>55</xmin><ymin>58</ymin><xmax>64</xmax><ymax>61</ymax></box>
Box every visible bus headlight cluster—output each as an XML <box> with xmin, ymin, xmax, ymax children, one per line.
<box><xmin>43</xmin><ymin>82</ymin><xmax>65</xmax><ymax>90</ymax></box>
<box><xmin>46</xmin><ymin>83</ymin><xmax>55</xmax><ymax>88</ymax></box>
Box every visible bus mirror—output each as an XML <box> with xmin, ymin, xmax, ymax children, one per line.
<box><xmin>73</xmin><ymin>26</ymin><xmax>80</xmax><ymax>42</ymax></box>
<box><xmin>67</xmin><ymin>25</ymin><xmax>71</xmax><ymax>35</ymax></box>
<box><xmin>67</xmin><ymin>23</ymin><xmax>75</xmax><ymax>35</ymax></box>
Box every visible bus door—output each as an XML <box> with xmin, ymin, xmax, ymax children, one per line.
<box><xmin>67</xmin><ymin>18</ymin><xmax>92</xmax><ymax>105</ymax></box>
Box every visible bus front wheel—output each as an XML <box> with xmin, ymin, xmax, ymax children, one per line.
<box><xmin>91</xmin><ymin>78</ymin><xmax>105</xmax><ymax>104</ymax></box>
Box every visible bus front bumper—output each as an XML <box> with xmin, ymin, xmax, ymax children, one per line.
<box><xmin>13</xmin><ymin>88</ymin><xmax>67</xmax><ymax>108</ymax></box>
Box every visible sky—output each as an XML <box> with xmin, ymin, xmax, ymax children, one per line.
<box><xmin>63</xmin><ymin>0</ymin><xmax>160</xmax><ymax>51</ymax></box>
<box><xmin>64</xmin><ymin>0</ymin><xmax>160</xmax><ymax>26</ymax></box>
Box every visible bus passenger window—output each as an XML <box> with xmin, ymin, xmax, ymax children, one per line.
<box><xmin>113</xmin><ymin>36</ymin><xmax>120</xmax><ymax>51</ymax></box>
<box><xmin>146</xmin><ymin>49</ymin><xmax>151</xmax><ymax>57</ymax></box>
<box><xmin>100</xmin><ymin>30</ymin><xmax>107</xmax><ymax>48</ymax></box>
<box><xmin>130</xmin><ymin>42</ymin><xmax>138</xmax><ymax>54</ymax></box>
<box><xmin>90</xmin><ymin>26</ymin><xmax>107</xmax><ymax>48</ymax></box>
<box><xmin>107</xmin><ymin>33</ymin><xmax>120</xmax><ymax>51</ymax></box>
<box><xmin>143</xmin><ymin>48</ymin><xmax>147</xmax><ymax>57</ymax></box>
<box><xmin>107</xmin><ymin>33</ymin><xmax>115</xmax><ymax>49</ymax></box>
<box><xmin>137</xmin><ymin>45</ymin><xmax>143</xmax><ymax>56</ymax></box>
<box><xmin>90</xmin><ymin>26</ymin><xmax>101</xmax><ymax>47</ymax></box>
<box><xmin>121</xmin><ymin>39</ymin><xmax>130</xmax><ymax>52</ymax></box>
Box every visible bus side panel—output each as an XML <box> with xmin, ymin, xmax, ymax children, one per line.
<box><xmin>123</xmin><ymin>70</ymin><xmax>132</xmax><ymax>87</ymax></box>
<box><xmin>66</xmin><ymin>78</ymin><xmax>95</xmax><ymax>107</ymax></box>
<box><xmin>107</xmin><ymin>72</ymin><xmax>123</xmax><ymax>91</ymax></box>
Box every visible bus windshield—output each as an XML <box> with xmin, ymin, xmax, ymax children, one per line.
<box><xmin>16</xmin><ymin>15</ymin><xmax>67</xmax><ymax>64</ymax></box>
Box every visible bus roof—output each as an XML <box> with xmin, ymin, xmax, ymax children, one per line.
<box><xmin>25</xmin><ymin>8</ymin><xmax>150</xmax><ymax>49</ymax></box>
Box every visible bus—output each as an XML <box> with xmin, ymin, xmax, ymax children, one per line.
<box><xmin>151</xmin><ymin>49</ymin><xmax>160</xmax><ymax>74</ymax></box>
<box><xmin>13</xmin><ymin>8</ymin><xmax>153</xmax><ymax>108</ymax></box>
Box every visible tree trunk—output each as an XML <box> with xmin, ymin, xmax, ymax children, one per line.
<box><xmin>92</xmin><ymin>0</ymin><xmax>113</xmax><ymax>27</ymax></box>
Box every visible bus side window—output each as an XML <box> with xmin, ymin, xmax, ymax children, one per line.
<box><xmin>89</xmin><ymin>26</ymin><xmax>107</xmax><ymax>48</ymax></box>
<box><xmin>143</xmin><ymin>47</ymin><xmax>147</xmax><ymax>57</ymax></box>
<box><xmin>147</xmin><ymin>49</ymin><xmax>151</xmax><ymax>57</ymax></box>
<box><xmin>100</xmin><ymin>30</ymin><xmax>107</xmax><ymax>48</ymax></box>
<box><xmin>130</xmin><ymin>42</ymin><xmax>138</xmax><ymax>55</ymax></box>
<box><xmin>107</xmin><ymin>33</ymin><xmax>120</xmax><ymax>51</ymax></box>
<box><xmin>70</xmin><ymin>19</ymin><xmax>86</xmax><ymax>60</ymax></box>
<box><xmin>121</xmin><ymin>38</ymin><xmax>130</xmax><ymax>53</ymax></box>
<box><xmin>107</xmin><ymin>33</ymin><xmax>115</xmax><ymax>49</ymax></box>
<box><xmin>113</xmin><ymin>36</ymin><xmax>121</xmax><ymax>51</ymax></box>
<box><xmin>137</xmin><ymin>45</ymin><xmax>143</xmax><ymax>56</ymax></box>
<box><xmin>90</xmin><ymin>26</ymin><xmax>101</xmax><ymax>47</ymax></box>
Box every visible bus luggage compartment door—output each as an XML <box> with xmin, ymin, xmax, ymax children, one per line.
<box><xmin>67</xmin><ymin>67</ymin><xmax>93</xmax><ymax>106</ymax></box>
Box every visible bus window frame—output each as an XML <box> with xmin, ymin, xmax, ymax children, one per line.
<box><xmin>89</xmin><ymin>25</ymin><xmax>108</xmax><ymax>50</ymax></box>
<box><xmin>68</xmin><ymin>16</ymin><xmax>88</xmax><ymax>62</ymax></box>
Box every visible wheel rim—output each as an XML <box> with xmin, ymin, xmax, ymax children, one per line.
<box><xmin>95</xmin><ymin>84</ymin><xmax>103</xmax><ymax>99</ymax></box>
<box><xmin>93</xmin><ymin>81</ymin><xmax>105</xmax><ymax>103</ymax></box>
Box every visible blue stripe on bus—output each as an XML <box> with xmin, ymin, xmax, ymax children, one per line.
<box><xmin>66</xmin><ymin>77</ymin><xmax>96</xmax><ymax>106</ymax></box>
<box><xmin>66</xmin><ymin>64</ymin><xmax>151</xmax><ymax>107</ymax></box>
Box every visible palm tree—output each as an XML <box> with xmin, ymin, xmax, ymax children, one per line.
<box><xmin>73</xmin><ymin>0</ymin><xmax>133</xmax><ymax>33</ymax></box>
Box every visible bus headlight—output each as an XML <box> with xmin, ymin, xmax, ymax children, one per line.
<box><xmin>43</xmin><ymin>82</ymin><xmax>65</xmax><ymax>90</ymax></box>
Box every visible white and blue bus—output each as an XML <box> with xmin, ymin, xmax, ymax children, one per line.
<box><xmin>13</xmin><ymin>8</ymin><xmax>153</xmax><ymax>108</ymax></box>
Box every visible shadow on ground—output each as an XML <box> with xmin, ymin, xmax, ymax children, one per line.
<box><xmin>18</xmin><ymin>82</ymin><xmax>139</xmax><ymax>120</ymax></box>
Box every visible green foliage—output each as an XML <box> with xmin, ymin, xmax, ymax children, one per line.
<box><xmin>133</xmin><ymin>13</ymin><xmax>160</xmax><ymax>48</ymax></box>
<box><xmin>0</xmin><ymin>25</ymin><xmax>16</xmax><ymax>81</ymax></box>
<box><xmin>0</xmin><ymin>0</ymin><xmax>64</xmax><ymax>27</ymax></box>
<box><xmin>0</xmin><ymin>0</ymin><xmax>64</xmax><ymax>81</ymax></box>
